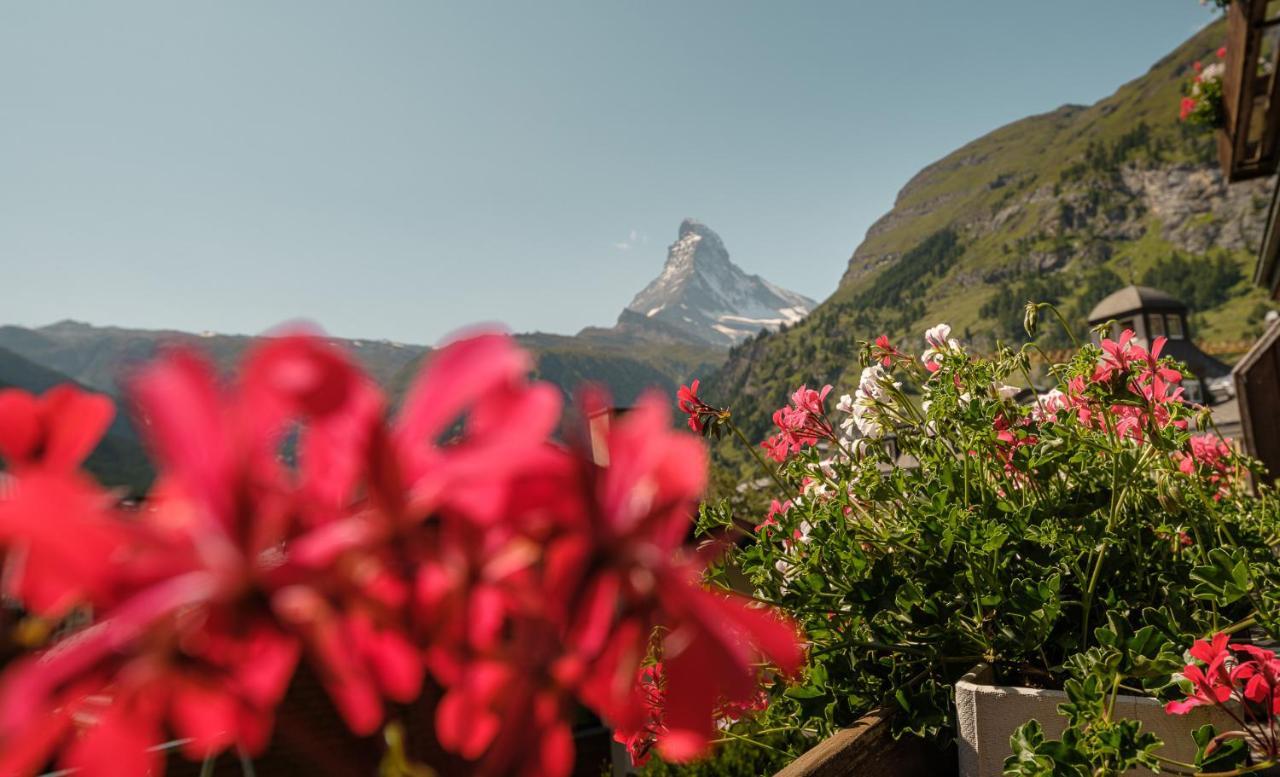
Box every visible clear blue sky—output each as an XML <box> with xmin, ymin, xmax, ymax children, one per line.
<box><xmin>0</xmin><ymin>1</ymin><xmax>1217</xmax><ymax>345</ymax></box>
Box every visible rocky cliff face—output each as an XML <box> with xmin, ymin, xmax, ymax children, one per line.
<box><xmin>1120</xmin><ymin>165</ymin><xmax>1269</xmax><ymax>253</ymax></box>
<box><xmin>615</xmin><ymin>219</ymin><xmax>814</xmax><ymax>347</ymax></box>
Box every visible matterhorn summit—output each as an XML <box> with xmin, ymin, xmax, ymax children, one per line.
<box><xmin>620</xmin><ymin>219</ymin><xmax>815</xmax><ymax>347</ymax></box>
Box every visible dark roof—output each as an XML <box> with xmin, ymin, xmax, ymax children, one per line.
<box><xmin>1087</xmin><ymin>285</ymin><xmax>1185</xmax><ymax>323</ymax></box>
<box><xmin>1162</xmin><ymin>338</ymin><xmax>1230</xmax><ymax>379</ymax></box>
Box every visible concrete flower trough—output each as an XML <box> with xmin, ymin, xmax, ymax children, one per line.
<box><xmin>955</xmin><ymin>663</ymin><xmax>1233</xmax><ymax>777</ymax></box>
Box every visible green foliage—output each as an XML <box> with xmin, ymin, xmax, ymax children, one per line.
<box><xmin>698</xmin><ymin>327</ymin><xmax>1280</xmax><ymax>771</ymax></box>
<box><xmin>1139</xmin><ymin>251</ymin><xmax>1243</xmax><ymax>312</ymax></box>
<box><xmin>1189</xmin><ymin>547</ymin><xmax>1252</xmax><ymax>606</ymax></box>
<box><xmin>850</xmin><ymin>229</ymin><xmax>964</xmax><ymax>311</ymax></box>
<box><xmin>1183</xmin><ymin>75</ymin><xmax>1226</xmax><ymax>130</ymax></box>
<box><xmin>1005</xmin><ymin>715</ymin><xmax>1161</xmax><ymax>777</ymax></box>
<box><xmin>1191</xmin><ymin>724</ymin><xmax>1249</xmax><ymax>772</ymax></box>
<box><xmin>980</xmin><ymin>272</ymin><xmax>1071</xmax><ymax>346</ymax></box>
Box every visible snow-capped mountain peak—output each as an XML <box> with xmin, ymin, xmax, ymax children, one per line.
<box><xmin>621</xmin><ymin>219</ymin><xmax>814</xmax><ymax>347</ymax></box>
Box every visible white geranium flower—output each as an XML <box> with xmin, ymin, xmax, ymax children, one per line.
<box><xmin>795</xmin><ymin>520</ymin><xmax>813</xmax><ymax>545</ymax></box>
<box><xmin>836</xmin><ymin>393</ymin><xmax>854</xmax><ymax>414</ymax></box>
<box><xmin>924</xmin><ymin>323</ymin><xmax>952</xmax><ymax>349</ymax></box>
<box><xmin>995</xmin><ymin>383</ymin><xmax>1020</xmax><ymax>400</ymax></box>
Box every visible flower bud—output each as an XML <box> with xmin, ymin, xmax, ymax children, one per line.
<box><xmin>1023</xmin><ymin>302</ymin><xmax>1039</xmax><ymax>338</ymax></box>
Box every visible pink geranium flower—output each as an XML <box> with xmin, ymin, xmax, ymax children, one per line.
<box><xmin>761</xmin><ymin>385</ymin><xmax>835</xmax><ymax>461</ymax></box>
<box><xmin>1093</xmin><ymin>330</ymin><xmax>1142</xmax><ymax>383</ymax></box>
<box><xmin>1166</xmin><ymin>633</ymin><xmax>1234</xmax><ymax>715</ymax></box>
<box><xmin>554</xmin><ymin>392</ymin><xmax>805</xmax><ymax>764</ymax></box>
<box><xmin>756</xmin><ymin>498</ymin><xmax>792</xmax><ymax>535</ymax></box>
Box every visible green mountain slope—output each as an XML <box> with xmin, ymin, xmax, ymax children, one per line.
<box><xmin>386</xmin><ymin>331</ymin><xmax>721</xmax><ymax>409</ymax></box>
<box><xmin>708</xmin><ymin>19</ymin><xmax>1279</xmax><ymax>439</ymax></box>
<box><xmin>0</xmin><ymin>321</ymin><xmax>722</xmax><ymax>428</ymax></box>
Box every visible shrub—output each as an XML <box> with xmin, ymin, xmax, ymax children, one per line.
<box><xmin>679</xmin><ymin>310</ymin><xmax>1278</xmax><ymax>773</ymax></box>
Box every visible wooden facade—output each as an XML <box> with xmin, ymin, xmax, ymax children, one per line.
<box><xmin>1233</xmin><ymin>319</ymin><xmax>1280</xmax><ymax>485</ymax></box>
<box><xmin>1218</xmin><ymin>0</ymin><xmax>1280</xmax><ymax>182</ymax></box>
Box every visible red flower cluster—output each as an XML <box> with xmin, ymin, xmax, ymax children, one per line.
<box><xmin>756</xmin><ymin>498</ymin><xmax>792</xmax><ymax>535</ymax></box>
<box><xmin>1181</xmin><ymin>46</ymin><xmax>1227</xmax><ymax>121</ymax></box>
<box><xmin>762</xmin><ymin>385</ymin><xmax>836</xmax><ymax>462</ymax></box>
<box><xmin>1166</xmin><ymin>632</ymin><xmax>1280</xmax><ymax>760</ymax></box>
<box><xmin>0</xmin><ymin>331</ymin><xmax>804</xmax><ymax>777</ymax></box>
<box><xmin>613</xmin><ymin>662</ymin><xmax>666</xmax><ymax>766</ymax></box>
<box><xmin>677</xmin><ymin>379</ymin><xmax>724</xmax><ymax>435</ymax></box>
<box><xmin>612</xmin><ymin>659</ymin><xmax>770</xmax><ymax>768</ymax></box>
<box><xmin>1179</xmin><ymin>96</ymin><xmax>1197</xmax><ymax>122</ymax></box>
<box><xmin>871</xmin><ymin>335</ymin><xmax>902</xmax><ymax>368</ymax></box>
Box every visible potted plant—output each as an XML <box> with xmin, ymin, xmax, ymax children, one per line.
<box><xmin>1180</xmin><ymin>46</ymin><xmax>1228</xmax><ymax>129</ymax></box>
<box><xmin>675</xmin><ymin>307</ymin><xmax>1278</xmax><ymax>776</ymax></box>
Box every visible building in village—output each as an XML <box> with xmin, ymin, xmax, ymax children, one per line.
<box><xmin>1086</xmin><ymin>284</ymin><xmax>1230</xmax><ymax>404</ymax></box>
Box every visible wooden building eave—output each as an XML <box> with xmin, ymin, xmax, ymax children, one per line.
<box><xmin>1257</xmin><ymin>177</ymin><xmax>1280</xmax><ymax>299</ymax></box>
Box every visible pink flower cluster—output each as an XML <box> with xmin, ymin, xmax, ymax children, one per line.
<box><xmin>871</xmin><ymin>335</ymin><xmax>902</xmax><ymax>368</ymax></box>
<box><xmin>756</xmin><ymin>498</ymin><xmax>792</xmax><ymax>535</ymax></box>
<box><xmin>761</xmin><ymin>385</ymin><xmax>836</xmax><ymax>462</ymax></box>
<box><xmin>992</xmin><ymin>412</ymin><xmax>1038</xmax><ymax>478</ymax></box>
<box><xmin>1033</xmin><ymin>331</ymin><xmax>1188</xmax><ymax>445</ymax></box>
<box><xmin>1177</xmin><ymin>434</ymin><xmax>1236</xmax><ymax>497</ymax></box>
<box><xmin>1080</xmin><ymin>331</ymin><xmax>1187</xmax><ymax>442</ymax></box>
<box><xmin>0</xmin><ymin>331</ymin><xmax>804</xmax><ymax>777</ymax></box>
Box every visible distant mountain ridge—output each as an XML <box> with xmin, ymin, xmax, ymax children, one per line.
<box><xmin>0</xmin><ymin>320</ymin><xmax>429</xmax><ymax>398</ymax></box>
<box><xmin>591</xmin><ymin>219</ymin><xmax>814</xmax><ymax>347</ymax></box>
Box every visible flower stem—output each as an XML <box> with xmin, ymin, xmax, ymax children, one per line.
<box><xmin>713</xmin><ymin>728</ymin><xmax>791</xmax><ymax>756</ymax></box>
<box><xmin>1042</xmin><ymin>302</ymin><xmax>1082</xmax><ymax>349</ymax></box>
<box><xmin>1198</xmin><ymin>762</ymin><xmax>1278</xmax><ymax>776</ymax></box>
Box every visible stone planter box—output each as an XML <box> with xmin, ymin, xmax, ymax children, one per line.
<box><xmin>956</xmin><ymin>663</ymin><xmax>1232</xmax><ymax>777</ymax></box>
<box><xmin>773</xmin><ymin>708</ymin><xmax>954</xmax><ymax>777</ymax></box>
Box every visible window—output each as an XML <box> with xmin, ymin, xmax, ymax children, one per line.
<box><xmin>1167</xmin><ymin>315</ymin><xmax>1185</xmax><ymax>339</ymax></box>
<box><xmin>1118</xmin><ymin>318</ymin><xmax>1136</xmax><ymax>337</ymax></box>
<box><xmin>1148</xmin><ymin>313</ymin><xmax>1165</xmax><ymax>338</ymax></box>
